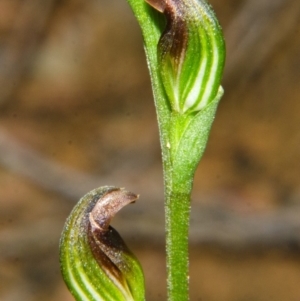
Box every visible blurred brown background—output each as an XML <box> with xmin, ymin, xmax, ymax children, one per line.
<box><xmin>0</xmin><ymin>0</ymin><xmax>300</xmax><ymax>300</ymax></box>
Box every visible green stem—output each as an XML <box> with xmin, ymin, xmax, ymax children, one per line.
<box><xmin>161</xmin><ymin>100</ymin><xmax>221</xmax><ymax>301</ymax></box>
<box><xmin>165</xmin><ymin>173</ymin><xmax>192</xmax><ymax>301</ymax></box>
<box><xmin>125</xmin><ymin>1</ymin><xmax>225</xmax><ymax>300</ymax></box>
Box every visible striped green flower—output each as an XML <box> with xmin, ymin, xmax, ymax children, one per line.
<box><xmin>146</xmin><ymin>0</ymin><xmax>225</xmax><ymax>113</ymax></box>
<box><xmin>60</xmin><ymin>187</ymin><xmax>145</xmax><ymax>301</ymax></box>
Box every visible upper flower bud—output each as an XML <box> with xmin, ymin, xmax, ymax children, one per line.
<box><xmin>145</xmin><ymin>0</ymin><xmax>225</xmax><ymax>113</ymax></box>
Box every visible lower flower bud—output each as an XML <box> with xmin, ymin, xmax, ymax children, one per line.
<box><xmin>60</xmin><ymin>186</ymin><xmax>145</xmax><ymax>301</ymax></box>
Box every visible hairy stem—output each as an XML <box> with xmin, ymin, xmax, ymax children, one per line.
<box><xmin>165</xmin><ymin>173</ymin><xmax>192</xmax><ymax>300</ymax></box>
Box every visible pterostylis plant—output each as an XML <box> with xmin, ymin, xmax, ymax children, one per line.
<box><xmin>59</xmin><ymin>0</ymin><xmax>225</xmax><ymax>300</ymax></box>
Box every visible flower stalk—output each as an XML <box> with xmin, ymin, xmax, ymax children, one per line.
<box><xmin>126</xmin><ymin>0</ymin><xmax>225</xmax><ymax>300</ymax></box>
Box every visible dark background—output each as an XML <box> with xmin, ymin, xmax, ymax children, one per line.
<box><xmin>0</xmin><ymin>0</ymin><xmax>300</xmax><ymax>300</ymax></box>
